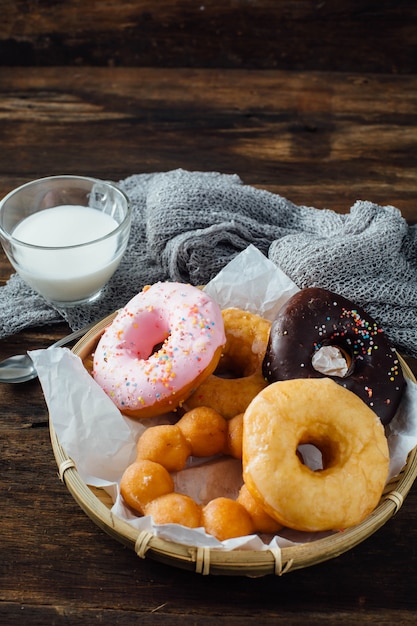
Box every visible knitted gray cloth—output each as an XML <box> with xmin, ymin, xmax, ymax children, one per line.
<box><xmin>1</xmin><ymin>169</ymin><xmax>416</xmax><ymax>356</ymax></box>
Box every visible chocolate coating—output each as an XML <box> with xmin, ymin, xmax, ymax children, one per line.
<box><xmin>262</xmin><ymin>287</ymin><xmax>405</xmax><ymax>425</ymax></box>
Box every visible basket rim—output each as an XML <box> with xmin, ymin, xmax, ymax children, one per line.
<box><xmin>48</xmin><ymin>313</ymin><xmax>417</xmax><ymax>577</ymax></box>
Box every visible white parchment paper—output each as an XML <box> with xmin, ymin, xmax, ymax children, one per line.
<box><xmin>30</xmin><ymin>245</ymin><xmax>417</xmax><ymax>551</ymax></box>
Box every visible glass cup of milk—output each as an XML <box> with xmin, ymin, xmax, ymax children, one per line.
<box><xmin>0</xmin><ymin>175</ymin><xmax>131</xmax><ymax>308</ymax></box>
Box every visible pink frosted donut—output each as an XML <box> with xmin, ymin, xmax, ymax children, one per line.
<box><xmin>93</xmin><ymin>282</ymin><xmax>226</xmax><ymax>419</ymax></box>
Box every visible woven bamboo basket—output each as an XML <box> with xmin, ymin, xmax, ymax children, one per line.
<box><xmin>49</xmin><ymin>313</ymin><xmax>417</xmax><ymax>577</ymax></box>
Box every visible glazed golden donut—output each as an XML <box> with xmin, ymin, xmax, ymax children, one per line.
<box><xmin>185</xmin><ymin>308</ymin><xmax>271</xmax><ymax>419</ymax></box>
<box><xmin>243</xmin><ymin>378</ymin><xmax>390</xmax><ymax>532</ymax></box>
<box><xmin>120</xmin><ymin>407</ymin><xmax>279</xmax><ymax>540</ymax></box>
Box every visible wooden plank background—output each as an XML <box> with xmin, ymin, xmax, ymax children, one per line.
<box><xmin>1</xmin><ymin>1</ymin><xmax>416</xmax><ymax>73</ymax></box>
<box><xmin>1</xmin><ymin>66</ymin><xmax>416</xmax><ymax>221</ymax></box>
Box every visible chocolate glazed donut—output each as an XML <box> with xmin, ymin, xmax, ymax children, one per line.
<box><xmin>262</xmin><ymin>287</ymin><xmax>405</xmax><ymax>425</ymax></box>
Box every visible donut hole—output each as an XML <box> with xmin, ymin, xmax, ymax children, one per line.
<box><xmin>297</xmin><ymin>444</ymin><xmax>323</xmax><ymax>471</ymax></box>
<box><xmin>214</xmin><ymin>356</ymin><xmax>248</xmax><ymax>379</ymax></box>
<box><xmin>116</xmin><ymin>308</ymin><xmax>173</xmax><ymax>361</ymax></box>
<box><xmin>212</xmin><ymin>309</ymin><xmax>270</xmax><ymax>380</ymax></box>
<box><xmin>151</xmin><ymin>336</ymin><xmax>170</xmax><ymax>355</ymax></box>
<box><xmin>131</xmin><ymin>331</ymin><xmax>170</xmax><ymax>359</ymax></box>
<box><xmin>297</xmin><ymin>435</ymin><xmax>344</xmax><ymax>472</ymax></box>
<box><xmin>214</xmin><ymin>350</ymin><xmax>259</xmax><ymax>379</ymax></box>
<box><xmin>311</xmin><ymin>344</ymin><xmax>353</xmax><ymax>378</ymax></box>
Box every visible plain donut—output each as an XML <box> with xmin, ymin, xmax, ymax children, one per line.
<box><xmin>243</xmin><ymin>378</ymin><xmax>390</xmax><ymax>532</ymax></box>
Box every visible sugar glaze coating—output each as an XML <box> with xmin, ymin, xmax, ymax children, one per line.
<box><xmin>93</xmin><ymin>282</ymin><xmax>226</xmax><ymax>418</ymax></box>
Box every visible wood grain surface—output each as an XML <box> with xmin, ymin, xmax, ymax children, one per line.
<box><xmin>1</xmin><ymin>2</ymin><xmax>417</xmax><ymax>624</ymax></box>
<box><xmin>1</xmin><ymin>0</ymin><xmax>416</xmax><ymax>73</ymax></box>
<box><xmin>0</xmin><ymin>67</ymin><xmax>416</xmax><ymax>221</ymax></box>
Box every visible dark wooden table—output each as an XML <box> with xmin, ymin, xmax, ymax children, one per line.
<box><xmin>1</xmin><ymin>3</ymin><xmax>417</xmax><ymax>623</ymax></box>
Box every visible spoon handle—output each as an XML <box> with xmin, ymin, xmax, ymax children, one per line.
<box><xmin>50</xmin><ymin>320</ymin><xmax>101</xmax><ymax>349</ymax></box>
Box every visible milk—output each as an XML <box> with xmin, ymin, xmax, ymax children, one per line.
<box><xmin>12</xmin><ymin>205</ymin><xmax>122</xmax><ymax>303</ymax></box>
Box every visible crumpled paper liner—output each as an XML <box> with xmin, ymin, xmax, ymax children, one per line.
<box><xmin>30</xmin><ymin>245</ymin><xmax>417</xmax><ymax>552</ymax></box>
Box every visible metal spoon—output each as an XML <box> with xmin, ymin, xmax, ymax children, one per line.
<box><xmin>0</xmin><ymin>321</ymin><xmax>99</xmax><ymax>384</ymax></box>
